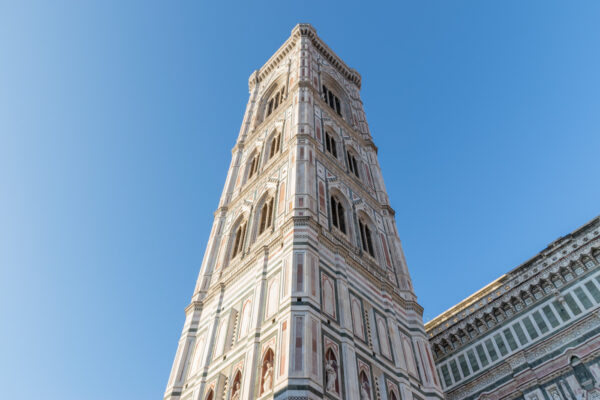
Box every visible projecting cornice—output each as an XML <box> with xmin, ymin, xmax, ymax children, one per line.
<box><xmin>250</xmin><ymin>23</ymin><xmax>362</xmax><ymax>91</ymax></box>
<box><xmin>426</xmin><ymin>215</ymin><xmax>600</xmax><ymax>352</ymax></box>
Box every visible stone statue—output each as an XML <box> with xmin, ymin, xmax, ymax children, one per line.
<box><xmin>231</xmin><ymin>382</ymin><xmax>240</xmax><ymax>400</ymax></box>
<box><xmin>262</xmin><ymin>361</ymin><xmax>273</xmax><ymax>393</ymax></box>
<box><xmin>550</xmin><ymin>390</ymin><xmax>562</xmax><ymax>400</ymax></box>
<box><xmin>325</xmin><ymin>359</ymin><xmax>337</xmax><ymax>393</ymax></box>
<box><xmin>361</xmin><ymin>380</ymin><xmax>370</xmax><ymax>400</ymax></box>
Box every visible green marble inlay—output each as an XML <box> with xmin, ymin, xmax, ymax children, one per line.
<box><xmin>513</xmin><ymin>322</ymin><xmax>528</xmax><ymax>345</ymax></box>
<box><xmin>523</xmin><ymin>316</ymin><xmax>539</xmax><ymax>339</ymax></box>
<box><xmin>552</xmin><ymin>300</ymin><xmax>571</xmax><ymax>322</ymax></box>
<box><xmin>476</xmin><ymin>344</ymin><xmax>489</xmax><ymax>367</ymax></box>
<box><xmin>574</xmin><ymin>287</ymin><xmax>593</xmax><ymax>309</ymax></box>
<box><xmin>542</xmin><ymin>305</ymin><xmax>560</xmax><ymax>328</ymax></box>
<box><xmin>502</xmin><ymin>329</ymin><xmax>518</xmax><ymax>351</ymax></box>
<box><xmin>493</xmin><ymin>334</ymin><xmax>508</xmax><ymax>356</ymax></box>
<box><xmin>564</xmin><ymin>293</ymin><xmax>582</xmax><ymax>315</ymax></box>
<box><xmin>484</xmin><ymin>339</ymin><xmax>498</xmax><ymax>361</ymax></box>
<box><xmin>467</xmin><ymin>349</ymin><xmax>480</xmax><ymax>372</ymax></box>
<box><xmin>585</xmin><ymin>281</ymin><xmax>600</xmax><ymax>302</ymax></box>
<box><xmin>532</xmin><ymin>311</ymin><xmax>549</xmax><ymax>334</ymax></box>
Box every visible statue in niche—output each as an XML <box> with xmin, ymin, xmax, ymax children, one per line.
<box><xmin>260</xmin><ymin>348</ymin><xmax>274</xmax><ymax>395</ymax></box>
<box><xmin>262</xmin><ymin>360</ymin><xmax>273</xmax><ymax>394</ymax></box>
<box><xmin>230</xmin><ymin>381</ymin><xmax>241</xmax><ymax>400</ymax></box>
<box><xmin>550</xmin><ymin>389</ymin><xmax>562</xmax><ymax>400</ymax></box>
<box><xmin>325</xmin><ymin>359</ymin><xmax>337</xmax><ymax>393</ymax></box>
<box><xmin>360</xmin><ymin>372</ymin><xmax>370</xmax><ymax>400</ymax></box>
<box><xmin>361</xmin><ymin>380</ymin><xmax>370</xmax><ymax>400</ymax></box>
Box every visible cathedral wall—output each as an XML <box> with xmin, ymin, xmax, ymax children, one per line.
<box><xmin>427</xmin><ymin>217</ymin><xmax>600</xmax><ymax>400</ymax></box>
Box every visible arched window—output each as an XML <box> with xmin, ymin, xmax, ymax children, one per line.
<box><xmin>330</xmin><ymin>195</ymin><xmax>346</xmax><ymax>234</ymax></box>
<box><xmin>247</xmin><ymin>153</ymin><xmax>259</xmax><ymax>180</ymax></box>
<box><xmin>324</xmin><ymin>348</ymin><xmax>339</xmax><ymax>394</ymax></box>
<box><xmin>258</xmin><ymin>198</ymin><xmax>274</xmax><ymax>235</ymax></box>
<box><xmin>230</xmin><ymin>371</ymin><xmax>242</xmax><ymax>400</ymax></box>
<box><xmin>347</xmin><ymin>150</ymin><xmax>359</xmax><ymax>178</ymax></box>
<box><xmin>266</xmin><ymin>87</ymin><xmax>286</xmax><ymax>118</ymax></box>
<box><xmin>204</xmin><ymin>389</ymin><xmax>214</xmax><ymax>400</ymax></box>
<box><xmin>325</xmin><ymin>131</ymin><xmax>338</xmax><ymax>158</ymax></box>
<box><xmin>268</xmin><ymin>131</ymin><xmax>282</xmax><ymax>160</ymax></box>
<box><xmin>389</xmin><ymin>391</ymin><xmax>398</xmax><ymax>400</ymax></box>
<box><xmin>231</xmin><ymin>221</ymin><xmax>247</xmax><ymax>259</ymax></box>
<box><xmin>359</xmin><ymin>219</ymin><xmax>375</xmax><ymax>257</ymax></box>
<box><xmin>260</xmin><ymin>348</ymin><xmax>275</xmax><ymax>395</ymax></box>
<box><xmin>322</xmin><ymin>85</ymin><xmax>342</xmax><ymax>116</ymax></box>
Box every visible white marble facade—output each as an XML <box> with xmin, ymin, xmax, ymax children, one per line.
<box><xmin>164</xmin><ymin>24</ymin><xmax>444</xmax><ymax>400</ymax></box>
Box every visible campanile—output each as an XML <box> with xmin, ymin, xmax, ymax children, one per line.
<box><xmin>164</xmin><ymin>24</ymin><xmax>444</xmax><ymax>400</ymax></box>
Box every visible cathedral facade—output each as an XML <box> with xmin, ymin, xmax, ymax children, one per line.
<box><xmin>426</xmin><ymin>216</ymin><xmax>600</xmax><ymax>400</ymax></box>
<box><xmin>164</xmin><ymin>24</ymin><xmax>444</xmax><ymax>400</ymax></box>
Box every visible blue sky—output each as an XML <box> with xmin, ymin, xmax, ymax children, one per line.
<box><xmin>1</xmin><ymin>1</ymin><xmax>599</xmax><ymax>399</ymax></box>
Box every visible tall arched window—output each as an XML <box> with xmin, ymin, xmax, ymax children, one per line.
<box><xmin>322</xmin><ymin>85</ymin><xmax>342</xmax><ymax>116</ymax></box>
<box><xmin>330</xmin><ymin>195</ymin><xmax>346</xmax><ymax>234</ymax></box>
<box><xmin>268</xmin><ymin>131</ymin><xmax>282</xmax><ymax>160</ymax></box>
<box><xmin>204</xmin><ymin>389</ymin><xmax>214</xmax><ymax>400</ymax></box>
<box><xmin>247</xmin><ymin>153</ymin><xmax>259</xmax><ymax>180</ymax></box>
<box><xmin>266</xmin><ymin>87</ymin><xmax>286</xmax><ymax>118</ymax></box>
<box><xmin>325</xmin><ymin>131</ymin><xmax>338</xmax><ymax>158</ymax></box>
<box><xmin>259</xmin><ymin>198</ymin><xmax>274</xmax><ymax>235</ymax></box>
<box><xmin>359</xmin><ymin>219</ymin><xmax>375</xmax><ymax>257</ymax></box>
<box><xmin>231</xmin><ymin>221</ymin><xmax>247</xmax><ymax>259</ymax></box>
<box><xmin>389</xmin><ymin>390</ymin><xmax>398</xmax><ymax>400</ymax></box>
<box><xmin>347</xmin><ymin>150</ymin><xmax>359</xmax><ymax>178</ymax></box>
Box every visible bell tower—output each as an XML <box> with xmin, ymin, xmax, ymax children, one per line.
<box><xmin>164</xmin><ymin>24</ymin><xmax>444</xmax><ymax>400</ymax></box>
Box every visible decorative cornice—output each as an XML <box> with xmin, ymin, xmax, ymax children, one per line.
<box><xmin>253</xmin><ymin>24</ymin><xmax>361</xmax><ymax>91</ymax></box>
<box><xmin>426</xmin><ymin>215</ymin><xmax>600</xmax><ymax>358</ymax></box>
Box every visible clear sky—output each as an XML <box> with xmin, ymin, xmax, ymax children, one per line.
<box><xmin>1</xmin><ymin>1</ymin><xmax>599</xmax><ymax>399</ymax></box>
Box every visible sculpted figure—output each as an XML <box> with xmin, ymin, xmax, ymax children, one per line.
<box><xmin>262</xmin><ymin>361</ymin><xmax>273</xmax><ymax>393</ymax></box>
<box><xmin>230</xmin><ymin>382</ymin><xmax>240</xmax><ymax>400</ymax></box>
<box><xmin>325</xmin><ymin>359</ymin><xmax>337</xmax><ymax>393</ymax></box>
<box><xmin>361</xmin><ymin>380</ymin><xmax>370</xmax><ymax>400</ymax></box>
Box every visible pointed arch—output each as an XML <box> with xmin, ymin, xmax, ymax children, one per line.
<box><xmin>252</xmin><ymin>190</ymin><xmax>276</xmax><ymax>242</ymax></box>
<box><xmin>329</xmin><ymin>189</ymin><xmax>349</xmax><ymax>235</ymax></box>
<box><xmin>357</xmin><ymin>211</ymin><xmax>376</xmax><ymax>258</ymax></box>
<box><xmin>266</xmin><ymin>129</ymin><xmax>282</xmax><ymax>162</ymax></box>
<box><xmin>204</xmin><ymin>389</ymin><xmax>214</xmax><ymax>400</ymax></box>
<box><xmin>323</xmin><ymin>125</ymin><xmax>340</xmax><ymax>159</ymax></box>
<box><xmin>320</xmin><ymin>72</ymin><xmax>351</xmax><ymax>121</ymax></box>
<box><xmin>265</xmin><ymin>276</ymin><xmax>280</xmax><ymax>319</ymax></box>
<box><xmin>190</xmin><ymin>334</ymin><xmax>206</xmax><ymax>375</ymax></box>
<box><xmin>239</xmin><ymin>298</ymin><xmax>252</xmax><ymax>339</ymax></box>
<box><xmin>228</xmin><ymin>214</ymin><xmax>248</xmax><ymax>263</ymax></box>
<box><xmin>351</xmin><ymin>296</ymin><xmax>365</xmax><ymax>339</ymax></box>
<box><xmin>245</xmin><ymin>149</ymin><xmax>260</xmax><ymax>182</ymax></box>
<box><xmin>257</xmin><ymin>76</ymin><xmax>287</xmax><ymax>125</ymax></box>
<box><xmin>345</xmin><ymin>144</ymin><xmax>361</xmax><ymax>179</ymax></box>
